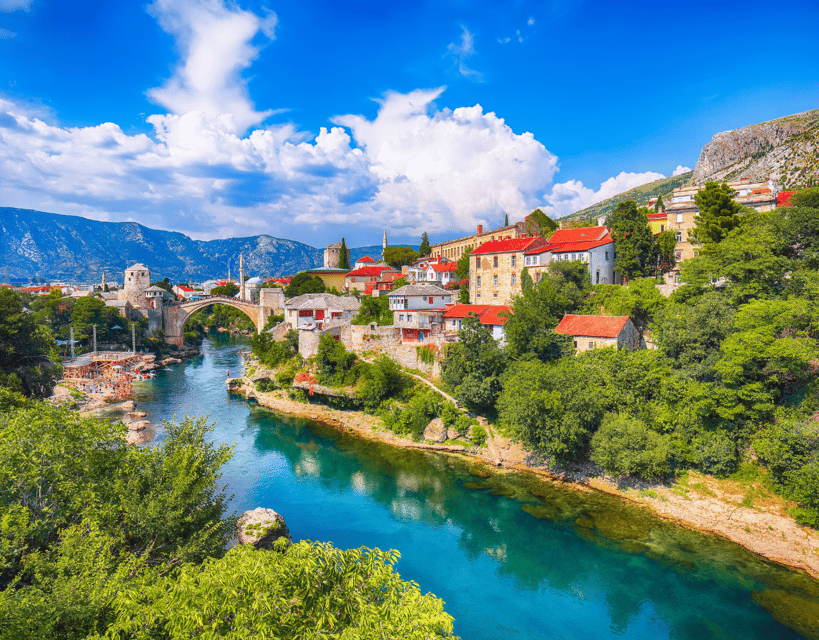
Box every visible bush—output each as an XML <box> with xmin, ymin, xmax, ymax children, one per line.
<box><xmin>357</xmin><ymin>356</ymin><xmax>405</xmax><ymax>409</ymax></box>
<box><xmin>689</xmin><ymin>430</ymin><xmax>739</xmax><ymax>477</ymax></box>
<box><xmin>255</xmin><ymin>379</ymin><xmax>277</xmax><ymax>393</ymax></box>
<box><xmin>470</xmin><ymin>423</ymin><xmax>487</xmax><ymax>447</ymax></box>
<box><xmin>275</xmin><ymin>360</ymin><xmax>301</xmax><ymax>388</ymax></box>
<box><xmin>381</xmin><ymin>389</ymin><xmax>443</xmax><ymax>441</ymax></box>
<box><xmin>315</xmin><ymin>335</ymin><xmax>357</xmax><ymax>387</ymax></box>
<box><xmin>590</xmin><ymin>414</ymin><xmax>673</xmax><ymax>480</ymax></box>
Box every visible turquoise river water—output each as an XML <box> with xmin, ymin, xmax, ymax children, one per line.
<box><xmin>128</xmin><ymin>335</ymin><xmax>818</xmax><ymax>639</ymax></box>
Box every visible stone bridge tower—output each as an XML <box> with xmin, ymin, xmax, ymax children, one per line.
<box><xmin>122</xmin><ymin>263</ymin><xmax>150</xmax><ymax>307</ymax></box>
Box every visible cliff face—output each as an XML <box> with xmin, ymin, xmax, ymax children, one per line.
<box><xmin>692</xmin><ymin>109</ymin><xmax>819</xmax><ymax>188</ymax></box>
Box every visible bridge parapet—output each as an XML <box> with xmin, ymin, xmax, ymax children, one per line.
<box><xmin>164</xmin><ymin>297</ymin><xmax>275</xmax><ymax>345</ymax></box>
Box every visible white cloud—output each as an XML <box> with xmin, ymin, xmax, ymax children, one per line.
<box><xmin>497</xmin><ymin>36</ymin><xmax>510</xmax><ymax>44</ymax></box>
<box><xmin>516</xmin><ymin>29</ymin><xmax>523</xmax><ymax>43</ymax></box>
<box><xmin>673</xmin><ymin>164</ymin><xmax>692</xmax><ymax>175</ymax></box>
<box><xmin>540</xmin><ymin>171</ymin><xmax>666</xmax><ymax>218</ymax></box>
<box><xmin>527</xmin><ymin>17</ymin><xmax>535</xmax><ymax>26</ymax></box>
<box><xmin>446</xmin><ymin>26</ymin><xmax>483</xmax><ymax>82</ymax></box>
<box><xmin>0</xmin><ymin>27</ymin><xmax>15</xmax><ymax>38</ymax></box>
<box><xmin>0</xmin><ymin>86</ymin><xmax>559</xmax><ymax>241</ymax></box>
<box><xmin>0</xmin><ymin>0</ymin><xmax>31</xmax><ymax>11</ymax></box>
<box><xmin>146</xmin><ymin>0</ymin><xmax>278</xmax><ymax>132</ymax></box>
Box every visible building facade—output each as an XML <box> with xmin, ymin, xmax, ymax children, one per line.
<box><xmin>430</xmin><ymin>222</ymin><xmax>527</xmax><ymax>262</ymax></box>
<box><xmin>554</xmin><ymin>314</ymin><xmax>640</xmax><ymax>352</ymax></box>
<box><xmin>388</xmin><ymin>283</ymin><xmax>453</xmax><ymax>342</ymax></box>
<box><xmin>469</xmin><ymin>236</ymin><xmax>547</xmax><ymax>305</ymax></box>
<box><xmin>522</xmin><ymin>226</ymin><xmax>618</xmax><ymax>286</ymax></box>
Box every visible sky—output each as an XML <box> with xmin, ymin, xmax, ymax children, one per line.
<box><xmin>1</xmin><ymin>0</ymin><xmax>817</xmax><ymax>248</ymax></box>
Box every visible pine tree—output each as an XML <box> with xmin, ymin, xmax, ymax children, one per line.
<box><xmin>338</xmin><ymin>237</ymin><xmax>350</xmax><ymax>270</ymax></box>
<box><xmin>690</xmin><ymin>182</ymin><xmax>742</xmax><ymax>247</ymax></box>
<box><xmin>504</xmin><ymin>213</ymin><xmax>509</xmax><ymax>226</ymax></box>
<box><xmin>419</xmin><ymin>232</ymin><xmax>431</xmax><ymax>257</ymax></box>
<box><xmin>655</xmin><ymin>195</ymin><xmax>664</xmax><ymax>211</ymax></box>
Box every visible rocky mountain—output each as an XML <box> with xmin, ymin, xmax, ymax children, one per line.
<box><xmin>692</xmin><ymin>109</ymin><xmax>819</xmax><ymax>189</ymax></box>
<box><xmin>0</xmin><ymin>207</ymin><xmax>323</xmax><ymax>284</ymax></box>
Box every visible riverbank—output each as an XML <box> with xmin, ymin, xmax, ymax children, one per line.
<box><xmin>228</xmin><ymin>372</ymin><xmax>819</xmax><ymax>582</ymax></box>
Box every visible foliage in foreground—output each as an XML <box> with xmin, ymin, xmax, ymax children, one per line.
<box><xmin>0</xmin><ymin>398</ymin><xmax>459</xmax><ymax>639</ymax></box>
<box><xmin>96</xmin><ymin>543</ymin><xmax>457</xmax><ymax>640</ymax></box>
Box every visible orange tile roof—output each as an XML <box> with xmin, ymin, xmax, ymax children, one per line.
<box><xmin>777</xmin><ymin>191</ymin><xmax>797</xmax><ymax>207</ymax></box>
<box><xmin>358</xmin><ymin>256</ymin><xmax>375</xmax><ymax>263</ymax></box>
<box><xmin>471</xmin><ymin>236</ymin><xmax>545</xmax><ymax>255</ymax></box>
<box><xmin>526</xmin><ymin>227</ymin><xmax>613</xmax><ymax>255</ymax></box>
<box><xmin>555</xmin><ymin>314</ymin><xmax>630</xmax><ymax>338</ymax></box>
<box><xmin>479</xmin><ymin>306</ymin><xmax>512</xmax><ymax>326</ymax></box>
<box><xmin>443</xmin><ymin>304</ymin><xmax>512</xmax><ymax>325</ymax></box>
<box><xmin>346</xmin><ymin>265</ymin><xmax>394</xmax><ymax>277</ymax></box>
<box><xmin>430</xmin><ymin>262</ymin><xmax>457</xmax><ymax>272</ymax></box>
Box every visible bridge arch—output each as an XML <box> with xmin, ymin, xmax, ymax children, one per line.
<box><xmin>163</xmin><ymin>297</ymin><xmax>273</xmax><ymax>346</ymax></box>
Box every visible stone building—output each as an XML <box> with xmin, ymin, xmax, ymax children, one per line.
<box><xmin>522</xmin><ymin>226</ymin><xmax>618</xmax><ymax>286</ymax></box>
<box><xmin>388</xmin><ymin>283</ymin><xmax>453</xmax><ymax>342</ymax></box>
<box><xmin>554</xmin><ymin>314</ymin><xmax>640</xmax><ymax>352</ymax></box>
<box><xmin>430</xmin><ymin>222</ymin><xmax>527</xmax><ymax>262</ymax></box>
<box><xmin>469</xmin><ymin>236</ymin><xmax>547</xmax><ymax>305</ymax></box>
<box><xmin>323</xmin><ymin>242</ymin><xmax>351</xmax><ymax>269</ymax></box>
<box><xmin>121</xmin><ymin>263</ymin><xmax>151</xmax><ymax>307</ymax></box>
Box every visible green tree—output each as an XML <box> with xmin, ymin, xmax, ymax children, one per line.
<box><xmin>419</xmin><ymin>232</ymin><xmax>431</xmax><ymax>257</ymax></box>
<box><xmin>70</xmin><ymin>296</ymin><xmax>108</xmax><ymax>341</ymax></box>
<box><xmin>504</xmin><ymin>213</ymin><xmax>509</xmax><ymax>226</ymax></box>
<box><xmin>454</xmin><ymin>251</ymin><xmax>471</xmax><ymax>280</ymax></box>
<box><xmin>150</xmin><ymin>277</ymin><xmax>173</xmax><ymax>293</ymax></box>
<box><xmin>655</xmin><ymin>229</ymin><xmax>677</xmax><ymax>274</ymax></box>
<box><xmin>520</xmin><ymin>267</ymin><xmax>533</xmax><ymax>292</ymax></box>
<box><xmin>357</xmin><ymin>356</ymin><xmax>405</xmax><ymax>409</ymax></box>
<box><xmin>690</xmin><ymin>181</ymin><xmax>742</xmax><ymax>247</ymax></box>
<box><xmin>315</xmin><ymin>334</ymin><xmax>357</xmax><ymax>386</ymax></box>
<box><xmin>210</xmin><ymin>282</ymin><xmax>240</xmax><ymax>297</ymax></box>
<box><xmin>524</xmin><ymin>208</ymin><xmax>558</xmax><ymax>237</ymax></box>
<box><xmin>655</xmin><ymin>195</ymin><xmax>665</xmax><ymax>211</ymax></box>
<box><xmin>284</xmin><ymin>273</ymin><xmax>326</xmax><ymax>297</ymax></box>
<box><xmin>383</xmin><ymin>246</ymin><xmax>420</xmax><ymax>268</ymax></box>
<box><xmin>352</xmin><ymin>295</ymin><xmax>391</xmax><ymax>326</ymax></box>
<box><xmin>590</xmin><ymin>414</ymin><xmax>673</xmax><ymax>479</ymax></box>
<box><xmin>605</xmin><ymin>200</ymin><xmax>656</xmax><ymax>280</ymax></box>
<box><xmin>338</xmin><ymin>237</ymin><xmax>350</xmax><ymax>270</ymax></box>
<box><xmin>582</xmin><ymin>278</ymin><xmax>665</xmax><ymax>337</ymax></box>
<box><xmin>458</xmin><ymin>285</ymin><xmax>469</xmax><ymax>303</ymax></box>
<box><xmin>99</xmin><ymin>543</ymin><xmax>458</xmax><ymax>640</ymax></box>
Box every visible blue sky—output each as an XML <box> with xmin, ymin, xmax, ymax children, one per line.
<box><xmin>1</xmin><ymin>0</ymin><xmax>817</xmax><ymax>248</ymax></box>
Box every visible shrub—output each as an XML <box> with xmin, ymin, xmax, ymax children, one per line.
<box><xmin>590</xmin><ymin>414</ymin><xmax>673</xmax><ymax>480</ymax></box>
<box><xmin>255</xmin><ymin>379</ymin><xmax>277</xmax><ymax>393</ymax></box>
<box><xmin>357</xmin><ymin>357</ymin><xmax>405</xmax><ymax>409</ymax></box>
<box><xmin>470</xmin><ymin>423</ymin><xmax>487</xmax><ymax>447</ymax></box>
<box><xmin>275</xmin><ymin>360</ymin><xmax>301</xmax><ymax>388</ymax></box>
<box><xmin>316</xmin><ymin>335</ymin><xmax>357</xmax><ymax>387</ymax></box>
<box><xmin>380</xmin><ymin>390</ymin><xmax>443</xmax><ymax>441</ymax></box>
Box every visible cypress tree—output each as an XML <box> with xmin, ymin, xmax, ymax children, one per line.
<box><xmin>338</xmin><ymin>237</ymin><xmax>350</xmax><ymax>270</ymax></box>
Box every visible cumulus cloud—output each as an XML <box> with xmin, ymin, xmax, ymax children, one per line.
<box><xmin>0</xmin><ymin>86</ymin><xmax>559</xmax><ymax>240</ymax></box>
<box><xmin>527</xmin><ymin>17</ymin><xmax>535</xmax><ymax>26</ymax></box>
<box><xmin>673</xmin><ymin>164</ymin><xmax>692</xmax><ymax>175</ymax></box>
<box><xmin>146</xmin><ymin>0</ymin><xmax>278</xmax><ymax>132</ymax></box>
<box><xmin>446</xmin><ymin>26</ymin><xmax>483</xmax><ymax>82</ymax></box>
<box><xmin>0</xmin><ymin>27</ymin><xmax>15</xmax><ymax>38</ymax></box>
<box><xmin>540</xmin><ymin>171</ymin><xmax>666</xmax><ymax>218</ymax></box>
<box><xmin>0</xmin><ymin>0</ymin><xmax>31</xmax><ymax>11</ymax></box>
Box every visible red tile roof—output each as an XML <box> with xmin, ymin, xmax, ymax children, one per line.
<box><xmin>471</xmin><ymin>236</ymin><xmax>545</xmax><ymax>255</ymax></box>
<box><xmin>554</xmin><ymin>314</ymin><xmax>631</xmax><ymax>338</ymax></box>
<box><xmin>176</xmin><ymin>285</ymin><xmax>195</xmax><ymax>292</ymax></box>
<box><xmin>430</xmin><ymin>262</ymin><xmax>457</xmax><ymax>272</ymax></box>
<box><xmin>647</xmin><ymin>212</ymin><xmax>667</xmax><ymax>220</ymax></box>
<box><xmin>443</xmin><ymin>304</ymin><xmax>512</xmax><ymax>325</ymax></box>
<box><xmin>525</xmin><ymin>226</ymin><xmax>613</xmax><ymax>255</ymax></box>
<box><xmin>777</xmin><ymin>191</ymin><xmax>797</xmax><ymax>207</ymax></box>
<box><xmin>357</xmin><ymin>256</ymin><xmax>375</xmax><ymax>263</ymax></box>
<box><xmin>346</xmin><ymin>266</ymin><xmax>394</xmax><ymax>277</ymax></box>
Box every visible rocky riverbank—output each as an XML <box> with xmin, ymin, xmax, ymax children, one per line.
<box><xmin>228</xmin><ymin>372</ymin><xmax>819</xmax><ymax>582</ymax></box>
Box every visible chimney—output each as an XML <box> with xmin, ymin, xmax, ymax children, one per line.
<box><xmin>477</xmin><ymin>224</ymin><xmax>483</xmax><ymax>234</ymax></box>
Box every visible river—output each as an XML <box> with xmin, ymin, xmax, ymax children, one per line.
<box><xmin>130</xmin><ymin>334</ymin><xmax>818</xmax><ymax>640</ymax></box>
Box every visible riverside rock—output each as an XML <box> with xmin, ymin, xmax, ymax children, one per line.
<box><xmin>424</xmin><ymin>417</ymin><xmax>447</xmax><ymax>443</ymax></box>
<box><xmin>237</xmin><ymin>507</ymin><xmax>292</xmax><ymax>550</ymax></box>
<box><xmin>447</xmin><ymin>426</ymin><xmax>461</xmax><ymax>441</ymax></box>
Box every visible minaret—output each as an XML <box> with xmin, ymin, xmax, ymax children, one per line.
<box><xmin>239</xmin><ymin>253</ymin><xmax>246</xmax><ymax>301</ymax></box>
<box><xmin>382</xmin><ymin>229</ymin><xmax>388</xmax><ymax>260</ymax></box>
<box><xmin>101</xmin><ymin>271</ymin><xmax>107</xmax><ymax>291</ymax></box>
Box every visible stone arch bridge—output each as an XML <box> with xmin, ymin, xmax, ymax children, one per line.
<box><xmin>163</xmin><ymin>296</ymin><xmax>277</xmax><ymax>346</ymax></box>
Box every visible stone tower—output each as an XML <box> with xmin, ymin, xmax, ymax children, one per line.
<box><xmin>323</xmin><ymin>242</ymin><xmax>341</xmax><ymax>269</ymax></box>
<box><xmin>123</xmin><ymin>263</ymin><xmax>150</xmax><ymax>307</ymax></box>
<box><xmin>239</xmin><ymin>253</ymin><xmax>246</xmax><ymax>301</ymax></box>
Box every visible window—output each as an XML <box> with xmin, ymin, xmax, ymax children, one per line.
<box><xmin>493</xmin><ymin>292</ymin><xmax>498</xmax><ymax>298</ymax></box>
<box><xmin>511</xmin><ymin>273</ymin><xmax>516</xmax><ymax>286</ymax></box>
<box><xmin>660</xmin><ymin>224</ymin><xmax>665</xmax><ymax>232</ymax></box>
<box><xmin>596</xmin><ymin>270</ymin><xmax>600</xmax><ymax>284</ymax></box>
<box><xmin>476</xmin><ymin>293</ymin><xmax>481</xmax><ymax>298</ymax></box>
<box><xmin>675</xmin><ymin>231</ymin><xmax>682</xmax><ymax>243</ymax></box>
<box><xmin>428</xmin><ymin>296</ymin><xmax>433</xmax><ymax>304</ymax></box>
<box><xmin>399</xmin><ymin>314</ymin><xmax>404</xmax><ymax>321</ymax></box>
<box><xmin>407</xmin><ymin>314</ymin><xmax>413</xmax><ymax>322</ymax></box>
<box><xmin>676</xmin><ymin>213</ymin><xmax>683</xmax><ymax>223</ymax></box>
<box><xmin>493</xmin><ymin>275</ymin><xmax>498</xmax><ymax>286</ymax></box>
<box><xmin>588</xmin><ymin>341</ymin><xmax>595</xmax><ymax>349</ymax></box>
<box><xmin>573</xmin><ymin>340</ymin><xmax>578</xmax><ymax>348</ymax></box>
<box><xmin>511</xmin><ymin>255</ymin><xmax>516</xmax><ymax>267</ymax></box>
<box><xmin>605</xmin><ymin>251</ymin><xmax>609</xmax><ymax>261</ymax></box>
<box><xmin>476</xmin><ymin>257</ymin><xmax>481</xmax><ymax>270</ymax></box>
<box><xmin>477</xmin><ymin>276</ymin><xmax>481</xmax><ymax>287</ymax></box>
<box><xmin>493</xmin><ymin>256</ymin><xmax>499</xmax><ymax>268</ymax></box>
<box><xmin>571</xmin><ymin>253</ymin><xmax>576</xmax><ymax>261</ymax></box>
<box><xmin>675</xmin><ymin>250</ymin><xmax>682</xmax><ymax>260</ymax></box>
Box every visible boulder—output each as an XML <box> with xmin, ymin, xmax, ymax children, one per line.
<box><xmin>447</xmin><ymin>426</ymin><xmax>462</xmax><ymax>441</ymax></box>
<box><xmin>424</xmin><ymin>417</ymin><xmax>447</xmax><ymax>443</ymax></box>
<box><xmin>129</xmin><ymin>410</ymin><xmax>147</xmax><ymax>418</ymax></box>
<box><xmin>237</xmin><ymin>507</ymin><xmax>292</xmax><ymax>550</ymax></box>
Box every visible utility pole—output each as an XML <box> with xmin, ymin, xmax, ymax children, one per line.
<box><xmin>70</xmin><ymin>326</ymin><xmax>75</xmax><ymax>359</ymax></box>
<box><xmin>131</xmin><ymin>323</ymin><xmax>136</xmax><ymax>353</ymax></box>
<box><xmin>93</xmin><ymin>324</ymin><xmax>97</xmax><ymax>354</ymax></box>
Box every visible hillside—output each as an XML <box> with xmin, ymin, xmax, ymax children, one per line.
<box><xmin>0</xmin><ymin>207</ymin><xmax>325</xmax><ymax>284</ymax></box>
<box><xmin>563</xmin><ymin>173</ymin><xmax>692</xmax><ymax>222</ymax></box>
<box><xmin>692</xmin><ymin>108</ymin><xmax>819</xmax><ymax>189</ymax></box>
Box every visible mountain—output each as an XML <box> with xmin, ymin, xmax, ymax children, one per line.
<box><xmin>692</xmin><ymin>109</ymin><xmax>819</xmax><ymax>189</ymax></box>
<box><xmin>0</xmin><ymin>207</ymin><xmax>324</xmax><ymax>284</ymax></box>
<box><xmin>562</xmin><ymin>173</ymin><xmax>692</xmax><ymax>223</ymax></box>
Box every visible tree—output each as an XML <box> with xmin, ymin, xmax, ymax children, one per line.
<box><xmin>590</xmin><ymin>414</ymin><xmax>673</xmax><ymax>479</ymax></box>
<box><xmin>419</xmin><ymin>232</ymin><xmax>431</xmax><ymax>257</ymax></box>
<box><xmin>150</xmin><ymin>277</ymin><xmax>173</xmax><ymax>293</ymax></box>
<box><xmin>690</xmin><ymin>181</ymin><xmax>742</xmax><ymax>247</ymax></box>
<box><xmin>315</xmin><ymin>334</ymin><xmax>357</xmax><ymax>386</ymax></box>
<box><xmin>504</xmin><ymin>213</ymin><xmax>509</xmax><ymax>226</ymax></box>
<box><xmin>655</xmin><ymin>230</ymin><xmax>677</xmax><ymax>274</ymax></box>
<box><xmin>352</xmin><ymin>295</ymin><xmax>391</xmax><ymax>326</ymax></box>
<box><xmin>210</xmin><ymin>282</ymin><xmax>240</xmax><ymax>297</ymax></box>
<box><xmin>605</xmin><ymin>200</ymin><xmax>656</xmax><ymax>280</ymax></box>
<box><xmin>582</xmin><ymin>278</ymin><xmax>665</xmax><ymax>337</ymax></box>
<box><xmin>0</xmin><ymin>289</ymin><xmax>60</xmax><ymax>397</ymax></box>
<box><xmin>458</xmin><ymin>285</ymin><xmax>469</xmax><ymax>303</ymax></box>
<box><xmin>655</xmin><ymin>195</ymin><xmax>665</xmax><ymax>211</ymax></box>
<box><xmin>284</xmin><ymin>273</ymin><xmax>325</xmax><ymax>298</ymax></box>
<box><xmin>524</xmin><ymin>208</ymin><xmax>558</xmax><ymax>237</ymax></box>
<box><xmin>383</xmin><ymin>246</ymin><xmax>420</xmax><ymax>268</ymax></box>
<box><xmin>520</xmin><ymin>267</ymin><xmax>533</xmax><ymax>292</ymax></box>
<box><xmin>454</xmin><ymin>252</ymin><xmax>471</xmax><ymax>280</ymax></box>
<box><xmin>338</xmin><ymin>237</ymin><xmax>350</xmax><ymax>270</ymax></box>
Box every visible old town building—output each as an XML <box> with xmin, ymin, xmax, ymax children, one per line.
<box><xmin>555</xmin><ymin>314</ymin><xmax>639</xmax><ymax>352</ymax></box>
<box><xmin>469</xmin><ymin>236</ymin><xmax>547</xmax><ymax>305</ymax></box>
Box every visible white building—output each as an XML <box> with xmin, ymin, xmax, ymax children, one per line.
<box><xmin>523</xmin><ymin>226</ymin><xmax>619</xmax><ymax>286</ymax></box>
<box><xmin>388</xmin><ymin>283</ymin><xmax>453</xmax><ymax>343</ymax></box>
<box><xmin>284</xmin><ymin>293</ymin><xmax>361</xmax><ymax>330</ymax></box>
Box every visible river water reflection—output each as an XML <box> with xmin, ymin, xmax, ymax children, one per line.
<box><xmin>133</xmin><ymin>335</ymin><xmax>818</xmax><ymax>640</ymax></box>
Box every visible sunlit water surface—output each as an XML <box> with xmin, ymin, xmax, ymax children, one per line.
<box><xmin>128</xmin><ymin>335</ymin><xmax>818</xmax><ymax>640</ymax></box>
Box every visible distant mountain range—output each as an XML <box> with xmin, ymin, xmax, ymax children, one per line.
<box><xmin>567</xmin><ymin>108</ymin><xmax>818</xmax><ymax>222</ymax></box>
<box><xmin>0</xmin><ymin>208</ymin><xmax>390</xmax><ymax>284</ymax></box>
